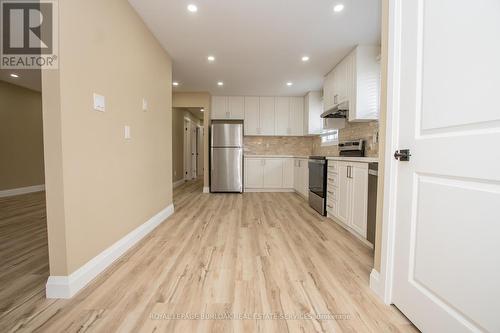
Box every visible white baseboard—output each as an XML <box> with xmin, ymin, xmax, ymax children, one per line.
<box><xmin>0</xmin><ymin>184</ymin><xmax>45</xmax><ymax>198</ymax></box>
<box><xmin>203</xmin><ymin>186</ymin><xmax>210</xmax><ymax>193</ymax></box>
<box><xmin>370</xmin><ymin>268</ymin><xmax>383</xmax><ymax>299</ymax></box>
<box><xmin>244</xmin><ymin>188</ymin><xmax>295</xmax><ymax>193</ymax></box>
<box><xmin>46</xmin><ymin>204</ymin><xmax>175</xmax><ymax>299</ymax></box>
<box><xmin>173</xmin><ymin>179</ymin><xmax>184</xmax><ymax>188</ymax></box>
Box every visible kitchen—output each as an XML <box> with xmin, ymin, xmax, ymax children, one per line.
<box><xmin>209</xmin><ymin>44</ymin><xmax>381</xmax><ymax>251</ymax></box>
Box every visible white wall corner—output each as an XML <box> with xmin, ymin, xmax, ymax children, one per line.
<box><xmin>46</xmin><ymin>203</ymin><xmax>175</xmax><ymax>299</ymax></box>
<box><xmin>0</xmin><ymin>184</ymin><xmax>45</xmax><ymax>198</ymax></box>
<box><xmin>369</xmin><ymin>268</ymin><xmax>384</xmax><ymax>300</ymax></box>
<box><xmin>203</xmin><ymin>186</ymin><xmax>210</xmax><ymax>193</ymax></box>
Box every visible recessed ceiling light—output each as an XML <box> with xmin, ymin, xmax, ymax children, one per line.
<box><xmin>207</xmin><ymin>55</ymin><xmax>215</xmax><ymax>62</ymax></box>
<box><xmin>286</xmin><ymin>82</ymin><xmax>293</xmax><ymax>86</ymax></box>
<box><xmin>333</xmin><ymin>4</ymin><xmax>344</xmax><ymax>12</ymax></box>
<box><xmin>10</xmin><ymin>73</ymin><xmax>19</xmax><ymax>78</ymax></box>
<box><xmin>301</xmin><ymin>56</ymin><xmax>310</xmax><ymax>62</ymax></box>
<box><xmin>172</xmin><ymin>81</ymin><xmax>179</xmax><ymax>86</ymax></box>
<box><xmin>217</xmin><ymin>81</ymin><xmax>224</xmax><ymax>86</ymax></box>
<box><xmin>187</xmin><ymin>4</ymin><xmax>198</xmax><ymax>12</ymax></box>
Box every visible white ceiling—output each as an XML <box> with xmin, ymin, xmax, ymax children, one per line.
<box><xmin>0</xmin><ymin>69</ymin><xmax>41</xmax><ymax>92</ymax></box>
<box><xmin>128</xmin><ymin>0</ymin><xmax>381</xmax><ymax>96</ymax></box>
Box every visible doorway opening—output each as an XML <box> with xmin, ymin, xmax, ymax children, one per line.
<box><xmin>0</xmin><ymin>69</ymin><xmax>48</xmax><ymax>316</ymax></box>
<box><xmin>172</xmin><ymin>107</ymin><xmax>204</xmax><ymax>194</ymax></box>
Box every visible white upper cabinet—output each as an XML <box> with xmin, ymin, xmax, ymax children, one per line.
<box><xmin>244</xmin><ymin>97</ymin><xmax>260</xmax><ymax>135</ymax></box>
<box><xmin>211</xmin><ymin>96</ymin><xmax>244</xmax><ymax>120</ymax></box>
<box><xmin>323</xmin><ymin>45</ymin><xmax>381</xmax><ymax>121</ymax></box>
<box><xmin>275</xmin><ymin>97</ymin><xmax>290</xmax><ymax>135</ymax></box>
<box><xmin>259</xmin><ymin>97</ymin><xmax>275</xmax><ymax>136</ymax></box>
<box><xmin>304</xmin><ymin>91</ymin><xmax>323</xmax><ymax>135</ymax></box>
<box><xmin>228</xmin><ymin>96</ymin><xmax>245</xmax><ymax>119</ymax></box>
<box><xmin>289</xmin><ymin>97</ymin><xmax>304</xmax><ymax>135</ymax></box>
<box><xmin>232</xmin><ymin>95</ymin><xmax>306</xmax><ymax>136</ymax></box>
<box><xmin>211</xmin><ymin>96</ymin><xmax>228</xmax><ymax>119</ymax></box>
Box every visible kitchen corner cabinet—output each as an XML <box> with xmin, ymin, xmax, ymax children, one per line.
<box><xmin>323</xmin><ymin>45</ymin><xmax>381</xmax><ymax>122</ymax></box>
<box><xmin>211</xmin><ymin>96</ymin><xmax>244</xmax><ymax>120</ymax></box>
<box><xmin>328</xmin><ymin>161</ymin><xmax>368</xmax><ymax>239</ymax></box>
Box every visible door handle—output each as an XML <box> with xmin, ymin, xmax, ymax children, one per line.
<box><xmin>394</xmin><ymin>149</ymin><xmax>411</xmax><ymax>161</ymax></box>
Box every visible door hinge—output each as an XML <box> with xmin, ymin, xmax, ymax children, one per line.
<box><xmin>394</xmin><ymin>149</ymin><xmax>411</xmax><ymax>161</ymax></box>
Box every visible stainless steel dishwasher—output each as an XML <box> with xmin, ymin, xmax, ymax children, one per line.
<box><xmin>367</xmin><ymin>163</ymin><xmax>378</xmax><ymax>247</ymax></box>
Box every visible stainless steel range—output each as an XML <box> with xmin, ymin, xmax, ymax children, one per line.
<box><xmin>308</xmin><ymin>156</ymin><xmax>327</xmax><ymax>215</ymax></box>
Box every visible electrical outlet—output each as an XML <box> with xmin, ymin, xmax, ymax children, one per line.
<box><xmin>142</xmin><ymin>98</ymin><xmax>148</xmax><ymax>111</ymax></box>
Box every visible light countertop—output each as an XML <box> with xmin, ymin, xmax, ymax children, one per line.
<box><xmin>245</xmin><ymin>155</ymin><xmax>378</xmax><ymax>163</ymax></box>
<box><xmin>245</xmin><ymin>155</ymin><xmax>309</xmax><ymax>159</ymax></box>
<box><xmin>326</xmin><ymin>156</ymin><xmax>378</xmax><ymax>163</ymax></box>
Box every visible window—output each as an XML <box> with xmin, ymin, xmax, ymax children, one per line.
<box><xmin>320</xmin><ymin>130</ymin><xmax>339</xmax><ymax>146</ymax></box>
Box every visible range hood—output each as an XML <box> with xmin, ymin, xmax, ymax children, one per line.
<box><xmin>321</xmin><ymin>101</ymin><xmax>348</xmax><ymax>129</ymax></box>
<box><xmin>320</xmin><ymin>101</ymin><xmax>349</xmax><ymax>119</ymax></box>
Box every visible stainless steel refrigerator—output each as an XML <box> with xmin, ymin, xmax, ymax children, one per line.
<box><xmin>210</xmin><ymin>120</ymin><xmax>243</xmax><ymax>193</ymax></box>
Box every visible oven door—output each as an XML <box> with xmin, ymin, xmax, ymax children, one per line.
<box><xmin>308</xmin><ymin>159</ymin><xmax>326</xmax><ymax>198</ymax></box>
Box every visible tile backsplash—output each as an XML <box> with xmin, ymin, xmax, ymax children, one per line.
<box><xmin>244</xmin><ymin>121</ymin><xmax>379</xmax><ymax>158</ymax></box>
<box><xmin>312</xmin><ymin>121</ymin><xmax>379</xmax><ymax>157</ymax></box>
<box><xmin>244</xmin><ymin>136</ymin><xmax>314</xmax><ymax>156</ymax></box>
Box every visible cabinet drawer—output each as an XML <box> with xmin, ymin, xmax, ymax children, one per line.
<box><xmin>328</xmin><ymin>161</ymin><xmax>339</xmax><ymax>174</ymax></box>
<box><xmin>327</xmin><ymin>174</ymin><xmax>339</xmax><ymax>187</ymax></box>
<box><xmin>326</xmin><ymin>201</ymin><xmax>337</xmax><ymax>215</ymax></box>
<box><xmin>327</xmin><ymin>187</ymin><xmax>337</xmax><ymax>201</ymax></box>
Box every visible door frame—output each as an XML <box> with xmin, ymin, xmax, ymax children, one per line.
<box><xmin>370</xmin><ymin>0</ymin><xmax>402</xmax><ymax>305</ymax></box>
<box><xmin>183</xmin><ymin>117</ymin><xmax>192</xmax><ymax>181</ymax></box>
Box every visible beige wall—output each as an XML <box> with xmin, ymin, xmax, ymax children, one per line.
<box><xmin>0</xmin><ymin>81</ymin><xmax>45</xmax><ymax>191</ymax></box>
<box><xmin>172</xmin><ymin>92</ymin><xmax>211</xmax><ymax>188</ymax></box>
<box><xmin>42</xmin><ymin>0</ymin><xmax>172</xmax><ymax>275</ymax></box>
<box><xmin>374</xmin><ymin>0</ymin><xmax>389</xmax><ymax>272</ymax></box>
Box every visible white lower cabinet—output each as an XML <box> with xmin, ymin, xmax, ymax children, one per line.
<box><xmin>283</xmin><ymin>158</ymin><xmax>295</xmax><ymax>189</ymax></box>
<box><xmin>293</xmin><ymin>159</ymin><xmax>309</xmax><ymax>198</ymax></box>
<box><xmin>263</xmin><ymin>159</ymin><xmax>283</xmax><ymax>188</ymax></box>
<box><xmin>328</xmin><ymin>160</ymin><xmax>368</xmax><ymax>239</ymax></box>
<box><xmin>245</xmin><ymin>157</ymin><xmax>308</xmax><ymax>197</ymax></box>
<box><xmin>245</xmin><ymin>159</ymin><xmax>265</xmax><ymax>188</ymax></box>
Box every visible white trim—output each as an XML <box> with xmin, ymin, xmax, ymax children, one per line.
<box><xmin>46</xmin><ymin>204</ymin><xmax>175</xmax><ymax>299</ymax></box>
<box><xmin>173</xmin><ymin>179</ymin><xmax>185</xmax><ymax>188</ymax></box>
<box><xmin>372</xmin><ymin>0</ymin><xmax>402</xmax><ymax>305</ymax></box>
<box><xmin>0</xmin><ymin>184</ymin><xmax>45</xmax><ymax>198</ymax></box>
<box><xmin>369</xmin><ymin>269</ymin><xmax>384</xmax><ymax>299</ymax></box>
<box><xmin>244</xmin><ymin>188</ymin><xmax>295</xmax><ymax>193</ymax></box>
<box><xmin>203</xmin><ymin>186</ymin><xmax>210</xmax><ymax>193</ymax></box>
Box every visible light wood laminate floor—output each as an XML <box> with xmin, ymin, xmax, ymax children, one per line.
<box><xmin>0</xmin><ymin>180</ymin><xmax>417</xmax><ymax>332</ymax></box>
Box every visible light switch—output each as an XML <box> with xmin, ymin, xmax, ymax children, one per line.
<box><xmin>124</xmin><ymin>125</ymin><xmax>131</xmax><ymax>140</ymax></box>
<box><xmin>93</xmin><ymin>93</ymin><xmax>105</xmax><ymax>112</ymax></box>
<box><xmin>142</xmin><ymin>98</ymin><xmax>148</xmax><ymax>111</ymax></box>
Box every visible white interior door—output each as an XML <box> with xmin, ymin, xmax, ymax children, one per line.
<box><xmin>391</xmin><ymin>1</ymin><xmax>500</xmax><ymax>332</ymax></box>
